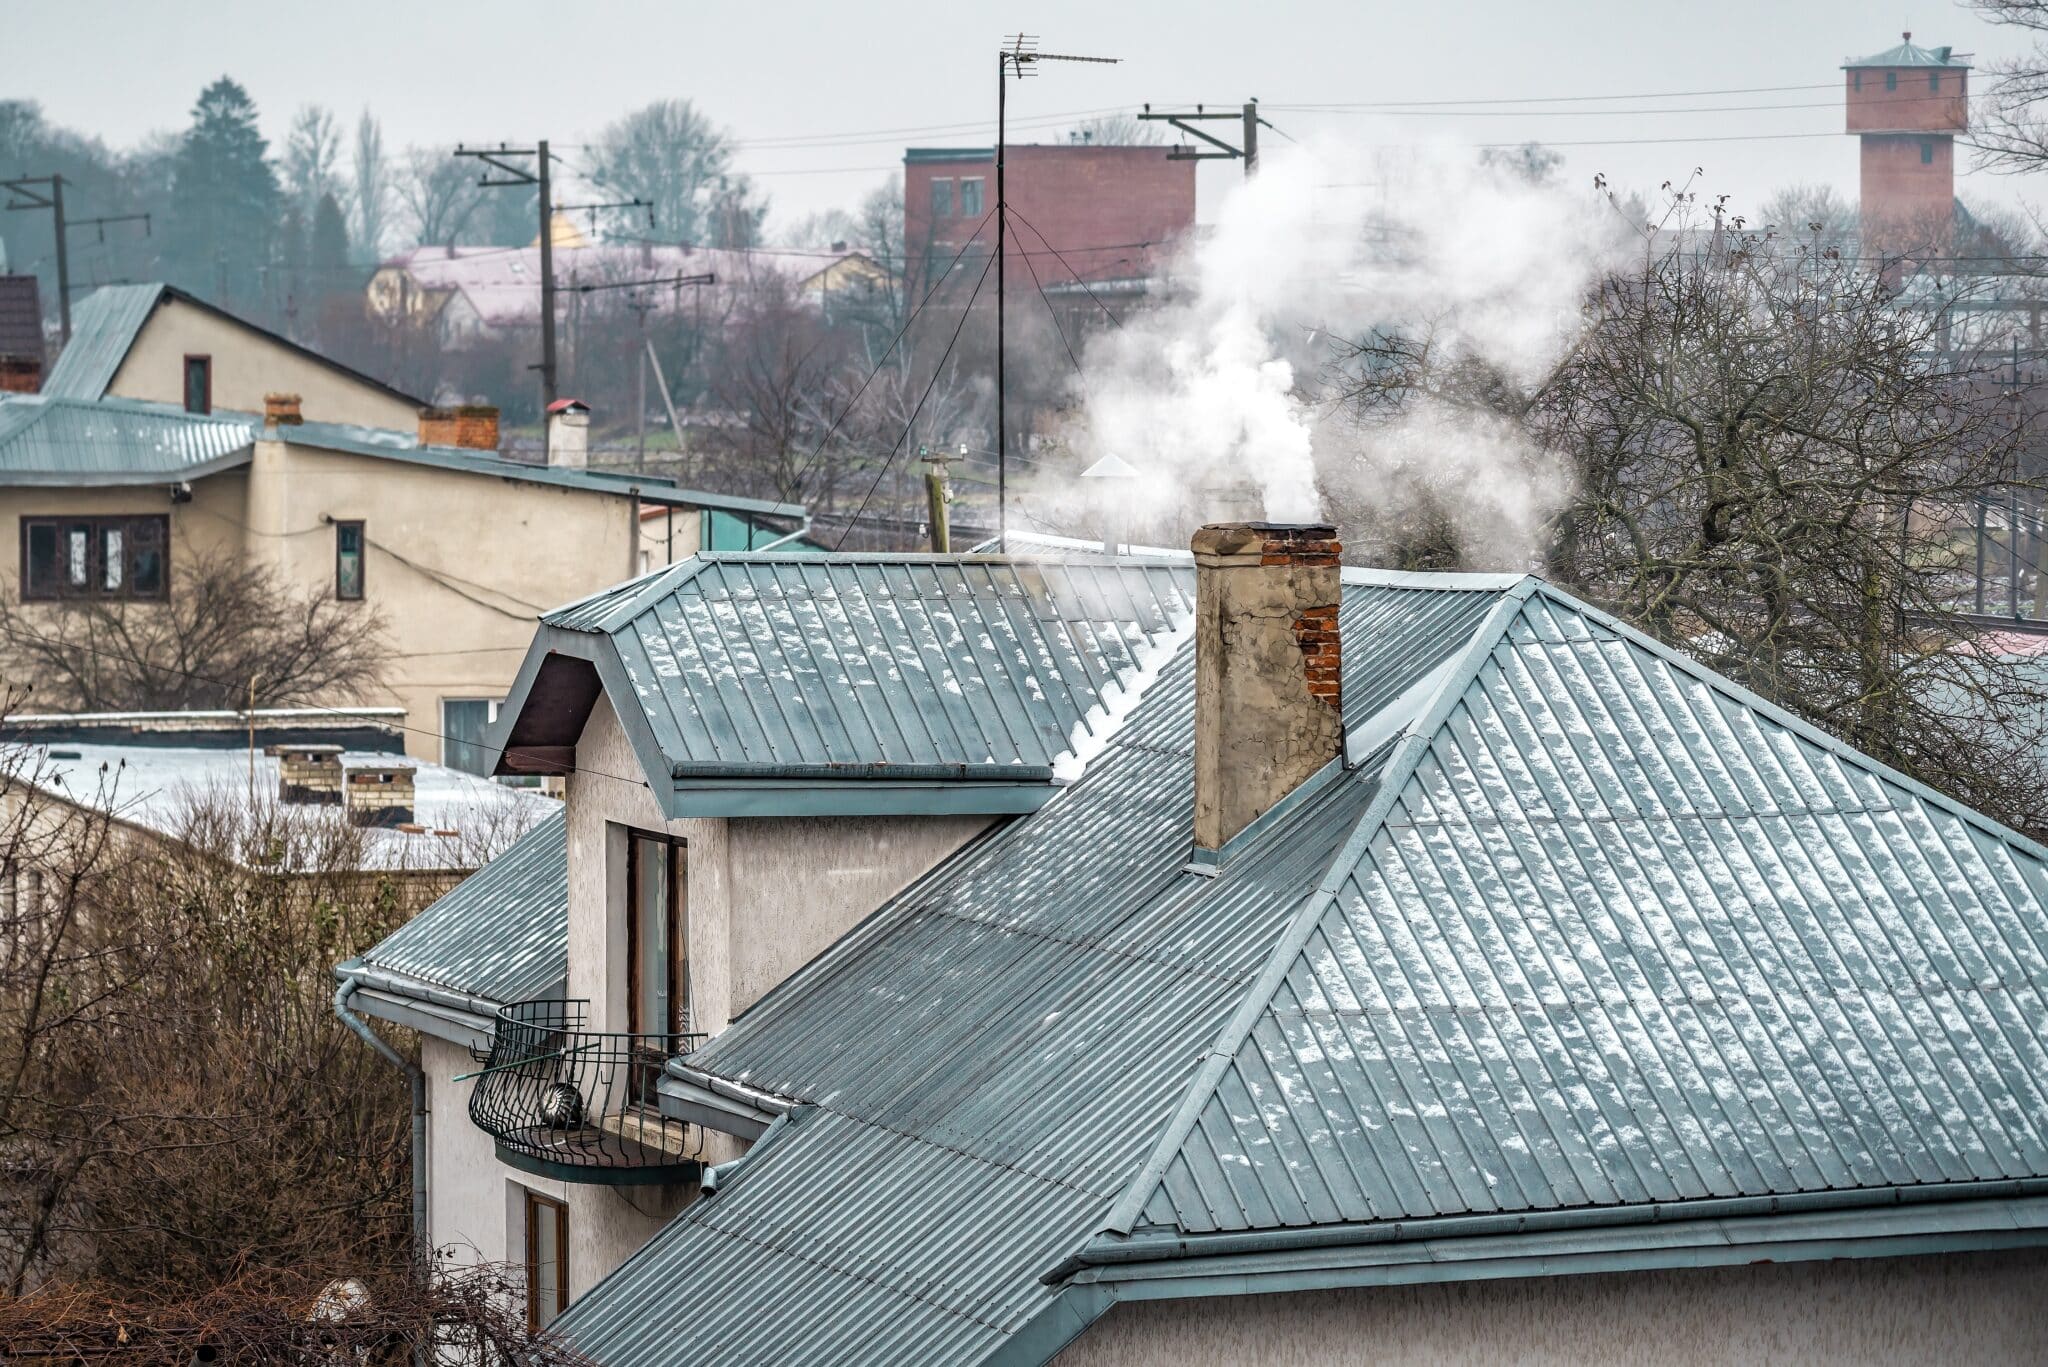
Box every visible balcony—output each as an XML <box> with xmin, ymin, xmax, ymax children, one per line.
<box><xmin>466</xmin><ymin>998</ymin><xmax>706</xmax><ymax>1185</ymax></box>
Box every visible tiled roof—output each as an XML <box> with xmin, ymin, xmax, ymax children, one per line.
<box><xmin>556</xmin><ymin>572</ymin><xmax>2048</xmax><ymax>1366</ymax></box>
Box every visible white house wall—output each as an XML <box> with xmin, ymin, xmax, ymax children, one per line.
<box><xmin>1054</xmin><ymin>1250</ymin><xmax>2048</xmax><ymax>1366</ymax></box>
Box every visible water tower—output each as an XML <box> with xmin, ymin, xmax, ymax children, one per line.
<box><xmin>1844</xmin><ymin>33</ymin><xmax>1970</xmax><ymax>260</ymax></box>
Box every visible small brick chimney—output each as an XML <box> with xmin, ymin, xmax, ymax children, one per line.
<box><xmin>270</xmin><ymin>743</ymin><xmax>343</xmax><ymax>805</ymax></box>
<box><xmin>344</xmin><ymin>764</ymin><xmax>416</xmax><ymax>828</ymax></box>
<box><xmin>1191</xmin><ymin>522</ymin><xmax>1343</xmax><ymax>851</ymax></box>
<box><xmin>418</xmin><ymin>404</ymin><xmax>501</xmax><ymax>450</ymax></box>
<box><xmin>264</xmin><ymin>392</ymin><xmax>304</xmax><ymax>427</ymax></box>
<box><xmin>546</xmin><ymin>398</ymin><xmax>591</xmax><ymax>468</ymax></box>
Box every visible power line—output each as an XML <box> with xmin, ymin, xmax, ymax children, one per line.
<box><xmin>832</xmin><ymin>248</ymin><xmax>998</xmax><ymax>551</ymax></box>
<box><xmin>1003</xmin><ymin>206</ymin><xmax>1126</xmax><ymax>330</ymax></box>
<box><xmin>1006</xmin><ymin>207</ymin><xmax>1089</xmax><ymax>391</ymax></box>
<box><xmin>1268</xmin><ymin>80</ymin><xmax>1842</xmax><ymax>110</ymax></box>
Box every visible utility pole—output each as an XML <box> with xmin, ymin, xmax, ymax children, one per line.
<box><xmin>454</xmin><ymin>142</ymin><xmax>558</xmax><ymax>444</ymax></box>
<box><xmin>3</xmin><ymin>174</ymin><xmax>70</xmax><ymax>343</ymax></box>
<box><xmin>1138</xmin><ymin>100</ymin><xmax>1270</xmax><ymax>179</ymax></box>
<box><xmin>997</xmin><ymin>35</ymin><xmax>1119</xmax><ymax>550</ymax></box>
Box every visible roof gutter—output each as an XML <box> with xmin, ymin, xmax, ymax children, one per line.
<box><xmin>1049</xmin><ymin>1177</ymin><xmax>2048</xmax><ymax>1283</ymax></box>
<box><xmin>334</xmin><ymin>974</ymin><xmax>429</xmax><ymax>1264</ymax></box>
<box><xmin>658</xmin><ymin>1062</ymin><xmax>794</xmax><ymax>1139</ymax></box>
<box><xmin>330</xmin><ymin>959</ymin><xmax>503</xmax><ymax>1050</ymax></box>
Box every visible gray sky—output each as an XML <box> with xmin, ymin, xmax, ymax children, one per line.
<box><xmin>10</xmin><ymin>1</ymin><xmax>2041</xmax><ymax>233</ymax></box>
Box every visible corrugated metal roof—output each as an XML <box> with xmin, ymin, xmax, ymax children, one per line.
<box><xmin>282</xmin><ymin>420</ymin><xmax>803</xmax><ymax>516</ymax></box>
<box><xmin>39</xmin><ymin>283</ymin><xmax>163</xmax><ymax>399</ymax></box>
<box><xmin>542</xmin><ymin>555</ymin><xmax>1196</xmax><ymax>778</ymax></box>
<box><xmin>556</xmin><ymin>572</ymin><xmax>2048</xmax><ymax>1365</ymax></box>
<box><xmin>554</xmin><ymin>601</ymin><xmax>1395</xmax><ymax>1366</ymax></box>
<box><xmin>349</xmin><ymin>808</ymin><xmax>567</xmax><ymax>1005</ymax></box>
<box><xmin>0</xmin><ymin>275</ymin><xmax>45</xmax><ymax>365</ymax></box>
<box><xmin>0</xmin><ymin>394</ymin><xmax>254</xmax><ymax>484</ymax></box>
<box><xmin>1845</xmin><ymin>38</ymin><xmax>1970</xmax><ymax>69</ymax></box>
<box><xmin>1135</xmin><ymin>585</ymin><xmax>2048</xmax><ymax>1233</ymax></box>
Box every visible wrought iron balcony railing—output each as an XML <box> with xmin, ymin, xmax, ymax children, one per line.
<box><xmin>465</xmin><ymin>998</ymin><xmax>706</xmax><ymax>1184</ymax></box>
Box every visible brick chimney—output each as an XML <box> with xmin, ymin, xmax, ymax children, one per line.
<box><xmin>418</xmin><ymin>404</ymin><xmax>501</xmax><ymax>450</ymax></box>
<box><xmin>264</xmin><ymin>392</ymin><xmax>304</xmax><ymax>427</ymax></box>
<box><xmin>270</xmin><ymin>743</ymin><xmax>343</xmax><ymax>805</ymax></box>
<box><xmin>546</xmin><ymin>398</ymin><xmax>591</xmax><ymax>468</ymax></box>
<box><xmin>1191</xmin><ymin>522</ymin><xmax>1343</xmax><ymax>851</ymax></box>
<box><xmin>344</xmin><ymin>764</ymin><xmax>415</xmax><ymax>828</ymax></box>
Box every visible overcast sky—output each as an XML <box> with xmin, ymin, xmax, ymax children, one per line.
<box><xmin>10</xmin><ymin>1</ymin><xmax>2043</xmax><ymax>234</ymax></box>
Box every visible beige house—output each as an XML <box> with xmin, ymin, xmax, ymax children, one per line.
<box><xmin>338</xmin><ymin>531</ymin><xmax>2048</xmax><ymax>1362</ymax></box>
<box><xmin>0</xmin><ymin>285</ymin><xmax>805</xmax><ymax>769</ymax></box>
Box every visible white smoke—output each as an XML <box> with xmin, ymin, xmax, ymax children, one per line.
<box><xmin>1058</xmin><ymin>139</ymin><xmax>1623</xmax><ymax>565</ymax></box>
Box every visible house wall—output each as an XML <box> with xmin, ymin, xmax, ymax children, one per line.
<box><xmin>1056</xmin><ymin>1250</ymin><xmax>2048</xmax><ymax>1366</ymax></box>
<box><xmin>244</xmin><ymin>436</ymin><xmax>653</xmax><ymax>761</ymax></box>
<box><xmin>105</xmin><ymin>294</ymin><xmax>419</xmax><ymax>429</ymax></box>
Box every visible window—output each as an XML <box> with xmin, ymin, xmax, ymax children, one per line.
<box><xmin>22</xmin><ymin>515</ymin><xmax>166</xmax><ymax>601</ymax></box>
<box><xmin>929</xmin><ymin>177</ymin><xmax>954</xmax><ymax>218</ymax></box>
<box><xmin>959</xmin><ymin>177</ymin><xmax>985</xmax><ymax>217</ymax></box>
<box><xmin>441</xmin><ymin>699</ymin><xmax>502</xmax><ymax>775</ymax></box>
<box><xmin>182</xmin><ymin>355</ymin><xmax>211</xmax><ymax>414</ymax></box>
<box><xmin>334</xmin><ymin>520</ymin><xmax>364</xmax><ymax>600</ymax></box>
<box><xmin>1886</xmin><ymin>71</ymin><xmax>1898</xmax><ymax>91</ymax></box>
<box><xmin>1931</xmin><ymin>73</ymin><xmax>1942</xmax><ymax>92</ymax></box>
<box><xmin>1922</xmin><ymin>141</ymin><xmax>1936</xmax><ymax>165</ymax></box>
<box><xmin>1853</xmin><ymin>71</ymin><xmax>1863</xmax><ymax>92</ymax></box>
<box><xmin>627</xmin><ymin>832</ymin><xmax>687</xmax><ymax>1044</ymax></box>
<box><xmin>523</xmin><ymin>1190</ymin><xmax>568</xmax><ymax>1331</ymax></box>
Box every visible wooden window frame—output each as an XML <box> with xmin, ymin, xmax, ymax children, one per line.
<box><xmin>182</xmin><ymin>354</ymin><xmax>211</xmax><ymax>415</ymax></box>
<box><xmin>334</xmin><ymin>520</ymin><xmax>365</xmax><ymax>601</ymax></box>
<box><xmin>523</xmin><ymin>1189</ymin><xmax>568</xmax><ymax>1331</ymax></box>
<box><xmin>625</xmin><ymin>831</ymin><xmax>687</xmax><ymax>1042</ymax></box>
<box><xmin>20</xmin><ymin>514</ymin><xmax>170</xmax><ymax>602</ymax></box>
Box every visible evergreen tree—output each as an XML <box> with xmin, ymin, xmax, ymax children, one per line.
<box><xmin>309</xmin><ymin>192</ymin><xmax>350</xmax><ymax>278</ymax></box>
<box><xmin>165</xmin><ymin>77</ymin><xmax>280</xmax><ymax>314</ymax></box>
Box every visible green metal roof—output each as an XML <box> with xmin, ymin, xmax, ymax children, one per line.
<box><xmin>38</xmin><ymin>283</ymin><xmax>163</xmax><ymax>400</ymax></box>
<box><xmin>1845</xmin><ymin>38</ymin><xmax>1971</xmax><ymax>69</ymax></box>
<box><xmin>341</xmin><ymin>808</ymin><xmax>567</xmax><ymax>1010</ymax></box>
<box><xmin>498</xmin><ymin>554</ymin><xmax>1198</xmax><ymax>815</ymax></box>
<box><xmin>0</xmin><ymin>393</ymin><xmax>254</xmax><ymax>484</ymax></box>
<box><xmin>556</xmin><ymin>572</ymin><xmax>2048</xmax><ymax>1365</ymax></box>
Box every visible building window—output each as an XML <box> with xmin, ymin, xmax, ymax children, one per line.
<box><xmin>442</xmin><ymin>698</ymin><xmax>501</xmax><ymax>775</ymax></box>
<box><xmin>334</xmin><ymin>520</ymin><xmax>364</xmax><ymax>600</ymax></box>
<box><xmin>523</xmin><ymin>1190</ymin><xmax>568</xmax><ymax>1331</ymax></box>
<box><xmin>182</xmin><ymin>355</ymin><xmax>211</xmax><ymax>414</ymax></box>
<box><xmin>959</xmin><ymin>177</ymin><xmax>985</xmax><ymax>217</ymax></box>
<box><xmin>1931</xmin><ymin>72</ymin><xmax>1942</xmax><ymax>92</ymax></box>
<box><xmin>1922</xmin><ymin>141</ymin><xmax>1936</xmax><ymax>165</ymax></box>
<box><xmin>627</xmin><ymin>831</ymin><xmax>687</xmax><ymax>1047</ymax></box>
<box><xmin>22</xmin><ymin>515</ymin><xmax>167</xmax><ymax>601</ymax></box>
<box><xmin>1885</xmin><ymin>71</ymin><xmax>1898</xmax><ymax>91</ymax></box>
<box><xmin>1853</xmin><ymin>71</ymin><xmax>1863</xmax><ymax>92</ymax></box>
<box><xmin>930</xmin><ymin>177</ymin><xmax>954</xmax><ymax>218</ymax></box>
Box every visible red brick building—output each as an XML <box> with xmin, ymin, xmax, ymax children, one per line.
<box><xmin>1845</xmin><ymin>34</ymin><xmax>1970</xmax><ymax>258</ymax></box>
<box><xmin>903</xmin><ymin>145</ymin><xmax>1196</xmax><ymax>295</ymax></box>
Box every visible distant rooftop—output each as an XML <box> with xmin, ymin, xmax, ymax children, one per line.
<box><xmin>1845</xmin><ymin>33</ymin><xmax>1972</xmax><ymax>69</ymax></box>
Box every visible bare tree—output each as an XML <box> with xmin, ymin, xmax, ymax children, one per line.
<box><xmin>396</xmin><ymin>147</ymin><xmax>484</xmax><ymax>248</ymax></box>
<box><xmin>1332</xmin><ymin>219</ymin><xmax>2048</xmax><ymax>834</ymax></box>
<box><xmin>351</xmin><ymin>110</ymin><xmax>392</xmax><ymax>263</ymax></box>
<box><xmin>1970</xmin><ymin>2</ymin><xmax>2048</xmax><ymax>172</ymax></box>
<box><xmin>282</xmin><ymin>105</ymin><xmax>344</xmax><ymax>222</ymax></box>
<box><xmin>0</xmin><ymin>546</ymin><xmax>391</xmax><ymax>712</ymax></box>
<box><xmin>590</xmin><ymin>100</ymin><xmax>764</xmax><ymax>247</ymax></box>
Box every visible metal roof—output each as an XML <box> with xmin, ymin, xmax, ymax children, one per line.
<box><xmin>507</xmin><ymin>555</ymin><xmax>1197</xmax><ymax>812</ymax></box>
<box><xmin>39</xmin><ymin>283</ymin><xmax>162</xmax><ymax>399</ymax></box>
<box><xmin>280</xmin><ymin>420</ymin><xmax>803</xmax><ymax>517</ymax></box>
<box><xmin>556</xmin><ymin>573</ymin><xmax>2048</xmax><ymax>1365</ymax></box>
<box><xmin>0</xmin><ymin>275</ymin><xmax>45</xmax><ymax>365</ymax></box>
<box><xmin>1845</xmin><ymin>38</ymin><xmax>1971</xmax><ymax>69</ymax></box>
<box><xmin>344</xmin><ymin>808</ymin><xmax>567</xmax><ymax>1006</ymax></box>
<box><xmin>0</xmin><ymin>394</ymin><xmax>255</xmax><ymax>484</ymax></box>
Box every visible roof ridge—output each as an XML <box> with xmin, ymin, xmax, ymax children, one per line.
<box><xmin>1522</xmin><ymin>580</ymin><xmax>2048</xmax><ymax>869</ymax></box>
<box><xmin>542</xmin><ymin>555</ymin><xmax>713</xmax><ymax>632</ymax></box>
<box><xmin>1095</xmin><ymin>579</ymin><xmax>1540</xmax><ymax>1237</ymax></box>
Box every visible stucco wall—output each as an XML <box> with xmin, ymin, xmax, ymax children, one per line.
<box><xmin>106</xmin><ymin>295</ymin><xmax>420</xmax><ymax>429</ymax></box>
<box><xmin>244</xmin><ymin>436</ymin><xmax>644</xmax><ymax>760</ymax></box>
<box><xmin>421</xmin><ymin>1036</ymin><xmax>683</xmax><ymax>1302</ymax></box>
<box><xmin>1056</xmin><ymin>1251</ymin><xmax>2048</xmax><ymax>1366</ymax></box>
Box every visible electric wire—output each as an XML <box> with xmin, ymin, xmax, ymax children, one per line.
<box><xmin>831</xmin><ymin>249</ymin><xmax>998</xmax><ymax>551</ymax></box>
<box><xmin>1006</xmin><ymin>207</ymin><xmax>1090</xmax><ymax>391</ymax></box>
<box><xmin>1003</xmin><ymin>206</ymin><xmax>1126</xmax><ymax>330</ymax></box>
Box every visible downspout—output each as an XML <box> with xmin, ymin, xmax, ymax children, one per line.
<box><xmin>334</xmin><ymin>976</ymin><xmax>429</xmax><ymax>1262</ymax></box>
<box><xmin>754</xmin><ymin>516</ymin><xmax>813</xmax><ymax>552</ymax></box>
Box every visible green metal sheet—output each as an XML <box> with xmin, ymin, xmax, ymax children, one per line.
<box><xmin>0</xmin><ymin>394</ymin><xmax>254</xmax><ymax>483</ymax></box>
<box><xmin>39</xmin><ymin>283</ymin><xmax>163</xmax><ymax>399</ymax></box>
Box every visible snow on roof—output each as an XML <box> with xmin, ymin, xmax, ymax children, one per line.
<box><xmin>25</xmin><ymin>742</ymin><xmax>553</xmax><ymax>873</ymax></box>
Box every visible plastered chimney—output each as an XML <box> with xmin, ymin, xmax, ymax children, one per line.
<box><xmin>1191</xmin><ymin>522</ymin><xmax>1343</xmax><ymax>850</ymax></box>
<box><xmin>547</xmin><ymin>398</ymin><xmax>591</xmax><ymax>468</ymax></box>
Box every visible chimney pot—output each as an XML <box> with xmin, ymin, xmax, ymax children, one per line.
<box><xmin>263</xmin><ymin>392</ymin><xmax>303</xmax><ymax>427</ymax></box>
<box><xmin>546</xmin><ymin>398</ymin><xmax>591</xmax><ymax>469</ymax></box>
<box><xmin>1191</xmin><ymin>521</ymin><xmax>1344</xmax><ymax>851</ymax></box>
